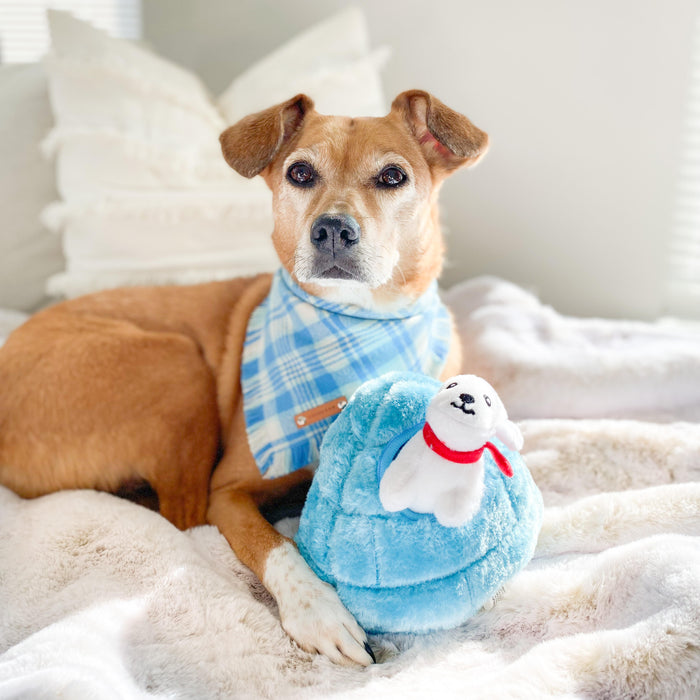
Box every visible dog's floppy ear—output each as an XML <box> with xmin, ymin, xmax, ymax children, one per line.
<box><xmin>392</xmin><ymin>90</ymin><xmax>489</xmax><ymax>174</ymax></box>
<box><xmin>220</xmin><ymin>94</ymin><xmax>315</xmax><ymax>178</ymax></box>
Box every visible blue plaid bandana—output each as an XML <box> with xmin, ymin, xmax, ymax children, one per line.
<box><xmin>241</xmin><ymin>268</ymin><xmax>452</xmax><ymax>478</ymax></box>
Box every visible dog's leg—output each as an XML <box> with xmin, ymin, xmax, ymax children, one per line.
<box><xmin>263</xmin><ymin>536</ymin><xmax>374</xmax><ymax>666</ymax></box>
<box><xmin>0</xmin><ymin>315</ymin><xmax>220</xmax><ymax>533</ymax></box>
<box><xmin>212</xmin><ymin>297</ymin><xmax>374</xmax><ymax>666</ymax></box>
<box><xmin>153</xmin><ymin>463</ymin><xmax>211</xmax><ymax>531</ymax></box>
<box><xmin>208</xmin><ymin>457</ymin><xmax>374</xmax><ymax>666</ymax></box>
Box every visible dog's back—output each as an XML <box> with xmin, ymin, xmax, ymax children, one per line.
<box><xmin>0</xmin><ymin>277</ymin><xmax>261</xmax><ymax>529</ymax></box>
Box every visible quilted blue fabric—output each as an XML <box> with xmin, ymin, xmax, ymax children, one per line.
<box><xmin>295</xmin><ymin>372</ymin><xmax>544</xmax><ymax>634</ymax></box>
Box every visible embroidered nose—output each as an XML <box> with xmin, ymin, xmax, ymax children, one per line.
<box><xmin>310</xmin><ymin>214</ymin><xmax>361</xmax><ymax>254</ymax></box>
<box><xmin>459</xmin><ymin>393</ymin><xmax>475</xmax><ymax>404</ymax></box>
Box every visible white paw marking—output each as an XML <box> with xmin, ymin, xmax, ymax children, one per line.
<box><xmin>264</xmin><ymin>541</ymin><xmax>373</xmax><ymax>666</ymax></box>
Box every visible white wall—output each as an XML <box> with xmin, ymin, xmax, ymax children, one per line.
<box><xmin>143</xmin><ymin>0</ymin><xmax>699</xmax><ymax>319</ymax></box>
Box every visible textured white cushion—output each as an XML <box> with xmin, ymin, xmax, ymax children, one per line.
<box><xmin>0</xmin><ymin>64</ymin><xmax>64</xmax><ymax>312</ymax></box>
<box><xmin>43</xmin><ymin>8</ymin><xmax>388</xmax><ymax>298</ymax></box>
<box><xmin>47</xmin><ymin>10</ymin><xmax>213</xmax><ymax>112</ymax></box>
<box><xmin>218</xmin><ymin>8</ymin><xmax>388</xmax><ymax>122</ymax></box>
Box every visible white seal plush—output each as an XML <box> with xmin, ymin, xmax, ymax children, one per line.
<box><xmin>379</xmin><ymin>374</ymin><xmax>524</xmax><ymax>527</ymax></box>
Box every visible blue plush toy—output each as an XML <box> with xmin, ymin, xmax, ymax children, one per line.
<box><xmin>295</xmin><ymin>371</ymin><xmax>543</xmax><ymax>635</ymax></box>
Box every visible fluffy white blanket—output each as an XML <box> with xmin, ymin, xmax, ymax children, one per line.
<box><xmin>1</xmin><ymin>277</ymin><xmax>699</xmax><ymax>699</ymax></box>
<box><xmin>445</xmin><ymin>277</ymin><xmax>700</xmax><ymax>421</ymax></box>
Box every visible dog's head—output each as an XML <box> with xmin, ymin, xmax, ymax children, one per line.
<box><xmin>220</xmin><ymin>90</ymin><xmax>488</xmax><ymax>309</ymax></box>
<box><xmin>426</xmin><ymin>375</ymin><xmax>523</xmax><ymax>452</ymax></box>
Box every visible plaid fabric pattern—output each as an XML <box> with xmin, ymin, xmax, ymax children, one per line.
<box><xmin>241</xmin><ymin>269</ymin><xmax>452</xmax><ymax>478</ymax></box>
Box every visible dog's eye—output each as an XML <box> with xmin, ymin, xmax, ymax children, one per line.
<box><xmin>445</xmin><ymin>382</ymin><xmax>458</xmax><ymax>390</ymax></box>
<box><xmin>484</xmin><ymin>395</ymin><xmax>492</xmax><ymax>407</ymax></box>
<box><xmin>287</xmin><ymin>162</ymin><xmax>317</xmax><ymax>187</ymax></box>
<box><xmin>377</xmin><ymin>165</ymin><xmax>407</xmax><ymax>188</ymax></box>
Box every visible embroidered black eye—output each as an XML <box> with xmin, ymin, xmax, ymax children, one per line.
<box><xmin>445</xmin><ymin>382</ymin><xmax>458</xmax><ymax>390</ymax></box>
<box><xmin>287</xmin><ymin>161</ymin><xmax>317</xmax><ymax>188</ymax></box>
<box><xmin>484</xmin><ymin>395</ymin><xmax>492</xmax><ymax>407</ymax></box>
<box><xmin>376</xmin><ymin>165</ymin><xmax>407</xmax><ymax>188</ymax></box>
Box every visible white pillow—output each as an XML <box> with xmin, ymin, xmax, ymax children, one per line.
<box><xmin>47</xmin><ymin>10</ymin><xmax>214</xmax><ymax>115</ymax></box>
<box><xmin>0</xmin><ymin>64</ymin><xmax>64</xmax><ymax>312</ymax></box>
<box><xmin>218</xmin><ymin>7</ymin><xmax>389</xmax><ymax>122</ymax></box>
<box><xmin>43</xmin><ymin>9</ymin><xmax>388</xmax><ymax>298</ymax></box>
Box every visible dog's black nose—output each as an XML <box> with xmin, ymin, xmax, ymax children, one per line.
<box><xmin>310</xmin><ymin>214</ymin><xmax>361</xmax><ymax>254</ymax></box>
<box><xmin>459</xmin><ymin>393</ymin><xmax>475</xmax><ymax>404</ymax></box>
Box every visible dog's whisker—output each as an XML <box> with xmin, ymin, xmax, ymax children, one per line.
<box><xmin>394</xmin><ymin>262</ymin><xmax>407</xmax><ymax>286</ymax></box>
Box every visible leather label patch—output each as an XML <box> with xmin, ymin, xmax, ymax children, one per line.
<box><xmin>294</xmin><ymin>396</ymin><xmax>348</xmax><ymax>429</ymax></box>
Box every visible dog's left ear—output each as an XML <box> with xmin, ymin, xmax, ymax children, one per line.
<box><xmin>391</xmin><ymin>90</ymin><xmax>489</xmax><ymax>174</ymax></box>
<box><xmin>220</xmin><ymin>94</ymin><xmax>315</xmax><ymax>178</ymax></box>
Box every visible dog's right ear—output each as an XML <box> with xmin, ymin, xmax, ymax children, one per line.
<box><xmin>391</xmin><ymin>90</ymin><xmax>489</xmax><ymax>175</ymax></box>
<box><xmin>220</xmin><ymin>94</ymin><xmax>315</xmax><ymax>178</ymax></box>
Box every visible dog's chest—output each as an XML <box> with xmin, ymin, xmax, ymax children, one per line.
<box><xmin>241</xmin><ymin>269</ymin><xmax>452</xmax><ymax>478</ymax></box>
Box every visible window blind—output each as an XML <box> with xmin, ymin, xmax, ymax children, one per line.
<box><xmin>668</xmin><ymin>16</ymin><xmax>700</xmax><ymax>319</ymax></box>
<box><xmin>0</xmin><ymin>0</ymin><xmax>141</xmax><ymax>63</ymax></box>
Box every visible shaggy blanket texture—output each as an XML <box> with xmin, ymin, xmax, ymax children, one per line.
<box><xmin>1</xmin><ymin>277</ymin><xmax>699</xmax><ymax>699</ymax></box>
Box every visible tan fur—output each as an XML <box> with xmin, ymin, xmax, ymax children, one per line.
<box><xmin>0</xmin><ymin>91</ymin><xmax>486</xmax><ymax>662</ymax></box>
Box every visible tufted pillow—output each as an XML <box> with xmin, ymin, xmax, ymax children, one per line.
<box><xmin>0</xmin><ymin>64</ymin><xmax>64</xmax><ymax>312</ymax></box>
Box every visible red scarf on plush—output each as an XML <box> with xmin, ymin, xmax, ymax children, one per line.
<box><xmin>422</xmin><ymin>422</ymin><xmax>514</xmax><ymax>477</ymax></box>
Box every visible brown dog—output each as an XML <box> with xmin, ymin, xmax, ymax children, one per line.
<box><xmin>0</xmin><ymin>91</ymin><xmax>487</xmax><ymax>665</ymax></box>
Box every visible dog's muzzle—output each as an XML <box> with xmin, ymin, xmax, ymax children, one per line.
<box><xmin>309</xmin><ymin>213</ymin><xmax>363</xmax><ymax>281</ymax></box>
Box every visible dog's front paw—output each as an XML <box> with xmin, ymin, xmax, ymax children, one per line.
<box><xmin>279</xmin><ymin>577</ymin><xmax>374</xmax><ymax>667</ymax></box>
<box><xmin>264</xmin><ymin>541</ymin><xmax>374</xmax><ymax>666</ymax></box>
